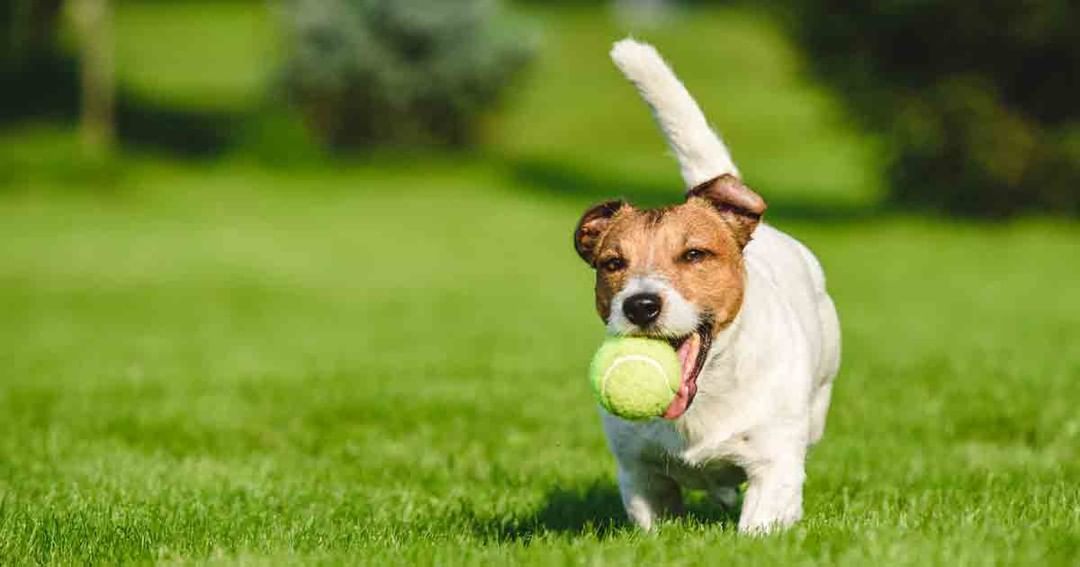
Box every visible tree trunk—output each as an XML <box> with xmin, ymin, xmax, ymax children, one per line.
<box><xmin>73</xmin><ymin>0</ymin><xmax>114</xmax><ymax>158</ymax></box>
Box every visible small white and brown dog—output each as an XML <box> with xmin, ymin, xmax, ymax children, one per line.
<box><xmin>573</xmin><ymin>39</ymin><xmax>841</xmax><ymax>534</ymax></box>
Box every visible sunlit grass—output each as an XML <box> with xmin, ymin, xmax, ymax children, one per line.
<box><xmin>493</xmin><ymin>6</ymin><xmax>884</xmax><ymax>206</ymax></box>
<box><xmin>113</xmin><ymin>0</ymin><xmax>277</xmax><ymax>112</ymax></box>
<box><xmin>0</xmin><ymin>160</ymin><xmax>1077</xmax><ymax>564</ymax></box>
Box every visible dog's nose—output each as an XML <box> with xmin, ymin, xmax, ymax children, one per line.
<box><xmin>623</xmin><ymin>293</ymin><xmax>662</xmax><ymax>326</ymax></box>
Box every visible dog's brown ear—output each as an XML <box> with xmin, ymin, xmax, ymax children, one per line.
<box><xmin>687</xmin><ymin>174</ymin><xmax>766</xmax><ymax>248</ymax></box>
<box><xmin>574</xmin><ymin>199</ymin><xmax>626</xmax><ymax>265</ymax></box>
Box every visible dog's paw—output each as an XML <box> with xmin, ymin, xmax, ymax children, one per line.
<box><xmin>737</xmin><ymin>501</ymin><xmax>802</xmax><ymax>535</ymax></box>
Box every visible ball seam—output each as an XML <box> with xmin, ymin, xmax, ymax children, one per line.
<box><xmin>598</xmin><ymin>354</ymin><xmax>672</xmax><ymax>403</ymax></box>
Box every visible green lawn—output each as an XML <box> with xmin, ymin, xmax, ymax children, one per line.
<box><xmin>1</xmin><ymin>3</ymin><xmax>1078</xmax><ymax>565</ymax></box>
<box><xmin>114</xmin><ymin>1</ymin><xmax>276</xmax><ymax>112</ymax></box>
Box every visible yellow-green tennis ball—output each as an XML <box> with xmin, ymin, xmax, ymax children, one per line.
<box><xmin>589</xmin><ymin>337</ymin><xmax>680</xmax><ymax>420</ymax></box>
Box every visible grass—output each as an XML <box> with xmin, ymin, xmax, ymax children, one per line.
<box><xmin>494</xmin><ymin>6</ymin><xmax>883</xmax><ymax>207</ymax></box>
<box><xmin>113</xmin><ymin>0</ymin><xmax>277</xmax><ymax>112</ymax></box>
<box><xmin>2</xmin><ymin>2</ymin><xmax>1079</xmax><ymax>565</ymax></box>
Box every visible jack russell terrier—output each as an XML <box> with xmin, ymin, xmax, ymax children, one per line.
<box><xmin>573</xmin><ymin>39</ymin><xmax>841</xmax><ymax>534</ymax></box>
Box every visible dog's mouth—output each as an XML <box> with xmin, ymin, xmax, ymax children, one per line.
<box><xmin>662</xmin><ymin>320</ymin><xmax>713</xmax><ymax>420</ymax></box>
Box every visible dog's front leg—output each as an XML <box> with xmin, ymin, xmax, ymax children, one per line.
<box><xmin>616</xmin><ymin>464</ymin><xmax>684</xmax><ymax>531</ymax></box>
<box><xmin>737</xmin><ymin>454</ymin><xmax>806</xmax><ymax>534</ymax></box>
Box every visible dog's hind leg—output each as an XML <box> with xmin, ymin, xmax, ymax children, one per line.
<box><xmin>809</xmin><ymin>382</ymin><xmax>834</xmax><ymax>445</ymax></box>
<box><xmin>810</xmin><ymin>294</ymin><xmax>841</xmax><ymax>445</ymax></box>
<box><xmin>616</xmin><ymin>464</ymin><xmax>684</xmax><ymax>531</ymax></box>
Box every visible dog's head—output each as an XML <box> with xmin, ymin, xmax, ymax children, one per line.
<box><xmin>574</xmin><ymin>174</ymin><xmax>766</xmax><ymax>419</ymax></box>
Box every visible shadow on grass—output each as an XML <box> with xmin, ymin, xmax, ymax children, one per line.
<box><xmin>0</xmin><ymin>58</ymin><xmax>240</xmax><ymax>159</ymax></box>
<box><xmin>509</xmin><ymin>156</ymin><xmax>882</xmax><ymax>223</ymax></box>
<box><xmin>116</xmin><ymin>96</ymin><xmax>241</xmax><ymax>157</ymax></box>
<box><xmin>509</xmin><ymin>157</ymin><xmax>674</xmax><ymax>209</ymax></box>
<box><xmin>474</xmin><ymin>480</ymin><xmax>737</xmax><ymax>542</ymax></box>
<box><xmin>0</xmin><ymin>55</ymin><xmax>80</xmax><ymax>124</ymax></box>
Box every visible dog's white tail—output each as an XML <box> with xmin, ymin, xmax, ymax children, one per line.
<box><xmin>610</xmin><ymin>38</ymin><xmax>739</xmax><ymax>189</ymax></box>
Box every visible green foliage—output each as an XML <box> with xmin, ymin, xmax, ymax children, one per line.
<box><xmin>281</xmin><ymin>0</ymin><xmax>534</xmax><ymax>147</ymax></box>
<box><xmin>780</xmin><ymin>1</ymin><xmax>1080</xmax><ymax>217</ymax></box>
<box><xmin>0</xmin><ymin>0</ymin><xmax>78</xmax><ymax>123</ymax></box>
<box><xmin>1</xmin><ymin>0</ymin><xmax>62</xmax><ymax>64</ymax></box>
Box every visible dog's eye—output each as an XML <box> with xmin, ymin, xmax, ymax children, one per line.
<box><xmin>680</xmin><ymin>248</ymin><xmax>711</xmax><ymax>264</ymax></box>
<box><xmin>601</xmin><ymin>257</ymin><xmax>627</xmax><ymax>273</ymax></box>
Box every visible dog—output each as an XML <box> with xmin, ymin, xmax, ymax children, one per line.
<box><xmin>572</xmin><ymin>39</ymin><xmax>841</xmax><ymax>534</ymax></box>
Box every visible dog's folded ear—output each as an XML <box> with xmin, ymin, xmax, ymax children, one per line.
<box><xmin>574</xmin><ymin>199</ymin><xmax>627</xmax><ymax>265</ymax></box>
<box><xmin>687</xmin><ymin>174</ymin><xmax>766</xmax><ymax>248</ymax></box>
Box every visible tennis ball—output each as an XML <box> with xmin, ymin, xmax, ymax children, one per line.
<box><xmin>589</xmin><ymin>337</ymin><xmax>681</xmax><ymax>420</ymax></box>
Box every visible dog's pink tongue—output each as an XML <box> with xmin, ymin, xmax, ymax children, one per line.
<box><xmin>663</xmin><ymin>333</ymin><xmax>700</xmax><ymax>420</ymax></box>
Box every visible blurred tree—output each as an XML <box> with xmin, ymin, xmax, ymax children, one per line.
<box><xmin>0</xmin><ymin>0</ymin><xmax>78</xmax><ymax>122</ymax></box>
<box><xmin>779</xmin><ymin>0</ymin><xmax>1080</xmax><ymax>216</ymax></box>
<box><xmin>280</xmin><ymin>0</ymin><xmax>534</xmax><ymax>148</ymax></box>
<box><xmin>72</xmin><ymin>0</ymin><xmax>115</xmax><ymax>158</ymax></box>
<box><xmin>1</xmin><ymin>0</ymin><xmax>61</xmax><ymax>62</ymax></box>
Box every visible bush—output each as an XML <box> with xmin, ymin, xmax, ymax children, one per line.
<box><xmin>0</xmin><ymin>0</ymin><xmax>78</xmax><ymax>123</ymax></box>
<box><xmin>280</xmin><ymin>0</ymin><xmax>534</xmax><ymax>148</ymax></box>
<box><xmin>1</xmin><ymin>0</ymin><xmax>62</xmax><ymax>65</ymax></box>
<box><xmin>779</xmin><ymin>1</ymin><xmax>1080</xmax><ymax>216</ymax></box>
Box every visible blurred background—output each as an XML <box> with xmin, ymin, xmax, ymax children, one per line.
<box><xmin>1</xmin><ymin>0</ymin><xmax>1077</xmax><ymax>563</ymax></box>
<box><xmin>4</xmin><ymin>0</ymin><xmax>1078</xmax><ymax>214</ymax></box>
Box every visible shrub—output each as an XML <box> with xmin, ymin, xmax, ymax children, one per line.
<box><xmin>0</xmin><ymin>0</ymin><xmax>78</xmax><ymax>123</ymax></box>
<box><xmin>779</xmin><ymin>1</ymin><xmax>1080</xmax><ymax>216</ymax></box>
<box><xmin>1</xmin><ymin>0</ymin><xmax>62</xmax><ymax>65</ymax></box>
<box><xmin>280</xmin><ymin>0</ymin><xmax>534</xmax><ymax>148</ymax></box>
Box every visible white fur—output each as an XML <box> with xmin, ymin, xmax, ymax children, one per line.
<box><xmin>610</xmin><ymin>38</ymin><xmax>739</xmax><ymax>188</ymax></box>
<box><xmin>602</xmin><ymin>225</ymin><xmax>841</xmax><ymax>534</ymax></box>
<box><xmin>600</xmin><ymin>40</ymin><xmax>841</xmax><ymax>534</ymax></box>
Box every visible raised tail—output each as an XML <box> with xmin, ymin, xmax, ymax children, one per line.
<box><xmin>610</xmin><ymin>38</ymin><xmax>739</xmax><ymax>189</ymax></box>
